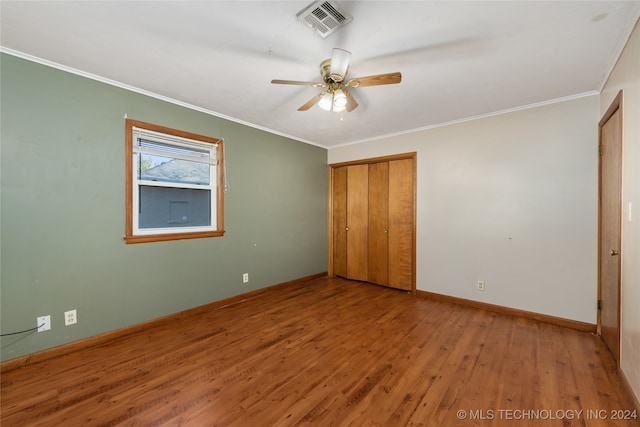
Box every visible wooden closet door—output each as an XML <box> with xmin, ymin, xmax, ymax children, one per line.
<box><xmin>368</xmin><ymin>162</ymin><xmax>389</xmax><ymax>286</ymax></box>
<box><xmin>346</xmin><ymin>164</ymin><xmax>369</xmax><ymax>281</ymax></box>
<box><xmin>332</xmin><ymin>166</ymin><xmax>348</xmax><ymax>278</ymax></box>
<box><xmin>330</xmin><ymin>154</ymin><xmax>415</xmax><ymax>291</ymax></box>
<box><xmin>388</xmin><ymin>159</ymin><xmax>413</xmax><ymax>290</ymax></box>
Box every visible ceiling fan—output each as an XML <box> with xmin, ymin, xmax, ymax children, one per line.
<box><xmin>271</xmin><ymin>48</ymin><xmax>402</xmax><ymax>113</ymax></box>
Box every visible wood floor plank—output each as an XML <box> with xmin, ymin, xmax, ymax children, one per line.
<box><xmin>1</xmin><ymin>277</ymin><xmax>638</xmax><ymax>426</ymax></box>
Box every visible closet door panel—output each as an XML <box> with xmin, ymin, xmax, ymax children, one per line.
<box><xmin>368</xmin><ymin>162</ymin><xmax>389</xmax><ymax>286</ymax></box>
<box><xmin>388</xmin><ymin>159</ymin><xmax>414</xmax><ymax>290</ymax></box>
<box><xmin>332</xmin><ymin>166</ymin><xmax>348</xmax><ymax>278</ymax></box>
<box><xmin>346</xmin><ymin>164</ymin><xmax>369</xmax><ymax>281</ymax></box>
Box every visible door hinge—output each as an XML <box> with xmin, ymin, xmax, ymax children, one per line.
<box><xmin>598</xmin><ymin>145</ymin><xmax>603</xmax><ymax>156</ymax></box>
<box><xmin>597</xmin><ymin>299</ymin><xmax>602</xmax><ymax>310</ymax></box>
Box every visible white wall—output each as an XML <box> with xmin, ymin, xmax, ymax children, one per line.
<box><xmin>328</xmin><ymin>95</ymin><xmax>600</xmax><ymax>324</ymax></box>
<box><xmin>600</xmin><ymin>18</ymin><xmax>640</xmax><ymax>404</ymax></box>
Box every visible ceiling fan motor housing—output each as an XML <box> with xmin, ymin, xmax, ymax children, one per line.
<box><xmin>320</xmin><ymin>59</ymin><xmax>333</xmax><ymax>82</ymax></box>
<box><xmin>320</xmin><ymin>59</ymin><xmax>348</xmax><ymax>84</ymax></box>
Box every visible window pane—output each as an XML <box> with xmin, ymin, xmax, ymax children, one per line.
<box><xmin>138</xmin><ymin>156</ymin><xmax>211</xmax><ymax>186</ymax></box>
<box><xmin>139</xmin><ymin>186</ymin><xmax>211</xmax><ymax>229</ymax></box>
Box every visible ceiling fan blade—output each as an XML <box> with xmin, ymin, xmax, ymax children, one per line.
<box><xmin>271</xmin><ymin>79</ymin><xmax>325</xmax><ymax>87</ymax></box>
<box><xmin>343</xmin><ymin>89</ymin><xmax>358</xmax><ymax>112</ymax></box>
<box><xmin>297</xmin><ymin>93</ymin><xmax>323</xmax><ymax>111</ymax></box>
<box><xmin>346</xmin><ymin>72</ymin><xmax>402</xmax><ymax>88</ymax></box>
<box><xmin>329</xmin><ymin>48</ymin><xmax>351</xmax><ymax>82</ymax></box>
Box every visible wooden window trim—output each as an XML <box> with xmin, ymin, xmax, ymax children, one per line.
<box><xmin>124</xmin><ymin>119</ymin><xmax>225</xmax><ymax>244</ymax></box>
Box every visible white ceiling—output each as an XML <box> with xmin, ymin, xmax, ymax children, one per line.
<box><xmin>1</xmin><ymin>1</ymin><xmax>639</xmax><ymax>148</ymax></box>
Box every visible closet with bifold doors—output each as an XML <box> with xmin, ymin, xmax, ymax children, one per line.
<box><xmin>329</xmin><ymin>153</ymin><xmax>416</xmax><ymax>292</ymax></box>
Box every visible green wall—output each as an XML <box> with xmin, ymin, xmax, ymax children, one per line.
<box><xmin>0</xmin><ymin>54</ymin><xmax>328</xmax><ymax>361</ymax></box>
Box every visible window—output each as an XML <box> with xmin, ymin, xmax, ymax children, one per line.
<box><xmin>125</xmin><ymin>119</ymin><xmax>224</xmax><ymax>243</ymax></box>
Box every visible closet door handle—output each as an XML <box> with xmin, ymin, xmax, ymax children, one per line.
<box><xmin>384</xmin><ymin>229</ymin><xmax>388</xmax><ymax>234</ymax></box>
<box><xmin>346</xmin><ymin>227</ymin><xmax>349</xmax><ymax>231</ymax></box>
<box><xmin>610</xmin><ymin>249</ymin><xmax>619</xmax><ymax>256</ymax></box>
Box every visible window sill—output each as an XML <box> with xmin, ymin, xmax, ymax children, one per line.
<box><xmin>124</xmin><ymin>230</ymin><xmax>225</xmax><ymax>244</ymax></box>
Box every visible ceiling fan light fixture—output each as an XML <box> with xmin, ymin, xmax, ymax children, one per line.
<box><xmin>318</xmin><ymin>92</ymin><xmax>333</xmax><ymax>111</ymax></box>
<box><xmin>333</xmin><ymin>89</ymin><xmax>347</xmax><ymax>108</ymax></box>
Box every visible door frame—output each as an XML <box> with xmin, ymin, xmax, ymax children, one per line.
<box><xmin>597</xmin><ymin>90</ymin><xmax>623</xmax><ymax>364</ymax></box>
<box><xmin>328</xmin><ymin>152</ymin><xmax>417</xmax><ymax>292</ymax></box>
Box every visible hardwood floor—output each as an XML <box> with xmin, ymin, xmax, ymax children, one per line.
<box><xmin>1</xmin><ymin>277</ymin><xmax>638</xmax><ymax>426</ymax></box>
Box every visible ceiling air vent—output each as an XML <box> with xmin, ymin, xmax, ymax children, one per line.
<box><xmin>296</xmin><ymin>1</ymin><xmax>353</xmax><ymax>38</ymax></box>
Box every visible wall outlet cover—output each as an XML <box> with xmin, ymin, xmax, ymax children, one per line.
<box><xmin>64</xmin><ymin>309</ymin><xmax>77</xmax><ymax>326</ymax></box>
<box><xmin>37</xmin><ymin>315</ymin><xmax>51</xmax><ymax>332</ymax></box>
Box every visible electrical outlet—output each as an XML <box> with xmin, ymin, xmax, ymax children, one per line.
<box><xmin>477</xmin><ymin>281</ymin><xmax>485</xmax><ymax>291</ymax></box>
<box><xmin>242</xmin><ymin>273</ymin><xmax>249</xmax><ymax>283</ymax></box>
<box><xmin>64</xmin><ymin>309</ymin><xmax>77</xmax><ymax>326</ymax></box>
<box><xmin>37</xmin><ymin>315</ymin><xmax>51</xmax><ymax>332</ymax></box>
